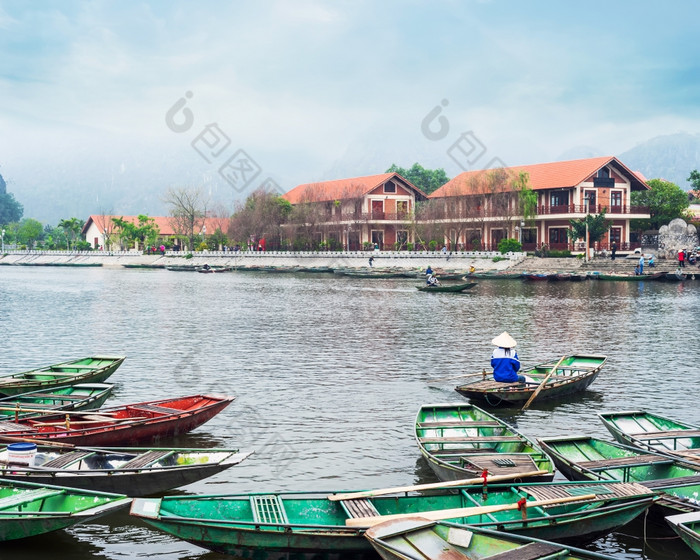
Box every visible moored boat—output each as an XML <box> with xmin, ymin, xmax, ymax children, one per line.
<box><xmin>365</xmin><ymin>517</ymin><xmax>619</xmax><ymax>560</ymax></box>
<box><xmin>0</xmin><ymin>478</ymin><xmax>131</xmax><ymax>542</ymax></box>
<box><xmin>0</xmin><ymin>355</ymin><xmax>125</xmax><ymax>397</ymax></box>
<box><xmin>0</xmin><ymin>394</ymin><xmax>234</xmax><ymax>447</ymax></box>
<box><xmin>598</xmin><ymin>410</ymin><xmax>700</xmax><ymax>463</ymax></box>
<box><xmin>597</xmin><ymin>271</ymin><xmax>665</xmax><ymax>281</ymax></box>
<box><xmin>130</xmin><ymin>480</ymin><xmax>656</xmax><ymax>556</ymax></box>
<box><xmin>416</xmin><ymin>282</ymin><xmax>477</xmax><ymax>293</ymax></box>
<box><xmin>666</xmin><ymin>511</ymin><xmax>700</xmax><ymax>557</ymax></box>
<box><xmin>415</xmin><ymin>403</ymin><xmax>554</xmax><ymax>482</ymax></box>
<box><xmin>455</xmin><ymin>355</ymin><xmax>607</xmax><ymax>406</ymax></box>
<box><xmin>0</xmin><ymin>445</ymin><xmax>252</xmax><ymax>496</ymax></box>
<box><xmin>0</xmin><ymin>383</ymin><xmax>114</xmax><ymax>419</ymax></box>
<box><xmin>537</xmin><ymin>435</ymin><xmax>700</xmax><ymax>523</ymax></box>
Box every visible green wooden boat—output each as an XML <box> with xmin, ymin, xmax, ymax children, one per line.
<box><xmin>0</xmin><ymin>383</ymin><xmax>114</xmax><ymax>419</ymax></box>
<box><xmin>415</xmin><ymin>403</ymin><xmax>554</xmax><ymax>482</ymax></box>
<box><xmin>416</xmin><ymin>282</ymin><xmax>477</xmax><ymax>293</ymax></box>
<box><xmin>0</xmin><ymin>355</ymin><xmax>125</xmax><ymax>397</ymax></box>
<box><xmin>467</xmin><ymin>272</ymin><xmax>522</xmax><ymax>279</ymax></box>
<box><xmin>455</xmin><ymin>355</ymin><xmax>607</xmax><ymax>406</ymax></box>
<box><xmin>666</xmin><ymin>511</ymin><xmax>700</xmax><ymax>557</ymax></box>
<box><xmin>0</xmin><ymin>445</ymin><xmax>252</xmax><ymax>496</ymax></box>
<box><xmin>365</xmin><ymin>518</ymin><xmax>618</xmax><ymax>560</ymax></box>
<box><xmin>598</xmin><ymin>410</ymin><xmax>700</xmax><ymax>464</ymax></box>
<box><xmin>0</xmin><ymin>478</ymin><xmax>131</xmax><ymax>541</ymax></box>
<box><xmin>537</xmin><ymin>435</ymin><xmax>700</xmax><ymax>523</ymax></box>
<box><xmin>130</xmin><ymin>480</ymin><xmax>655</xmax><ymax>557</ymax></box>
<box><xmin>596</xmin><ymin>272</ymin><xmax>664</xmax><ymax>281</ymax></box>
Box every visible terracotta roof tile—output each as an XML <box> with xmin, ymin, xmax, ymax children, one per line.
<box><xmin>82</xmin><ymin>215</ymin><xmax>229</xmax><ymax>236</ymax></box>
<box><xmin>283</xmin><ymin>173</ymin><xmax>426</xmax><ymax>204</ymax></box>
<box><xmin>429</xmin><ymin>156</ymin><xmax>649</xmax><ymax>198</ymax></box>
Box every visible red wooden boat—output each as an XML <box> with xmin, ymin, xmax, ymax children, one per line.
<box><xmin>0</xmin><ymin>394</ymin><xmax>233</xmax><ymax>447</ymax></box>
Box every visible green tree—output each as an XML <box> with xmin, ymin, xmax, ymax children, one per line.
<box><xmin>568</xmin><ymin>210</ymin><xmax>611</xmax><ymax>247</ymax></box>
<box><xmin>385</xmin><ymin>163</ymin><xmax>449</xmax><ymax>195</ymax></box>
<box><xmin>18</xmin><ymin>218</ymin><xmax>44</xmax><ymax>249</ymax></box>
<box><xmin>630</xmin><ymin>178</ymin><xmax>690</xmax><ymax>231</ymax></box>
<box><xmin>512</xmin><ymin>171</ymin><xmax>537</xmax><ymax>224</ymax></box>
<box><xmin>229</xmin><ymin>189</ymin><xmax>292</xmax><ymax>249</ymax></box>
<box><xmin>497</xmin><ymin>238</ymin><xmax>522</xmax><ymax>253</ymax></box>
<box><xmin>58</xmin><ymin>218</ymin><xmax>84</xmax><ymax>250</ymax></box>
<box><xmin>111</xmin><ymin>215</ymin><xmax>159</xmax><ymax>250</ymax></box>
<box><xmin>688</xmin><ymin>170</ymin><xmax>700</xmax><ymax>191</ymax></box>
<box><xmin>0</xmin><ymin>192</ymin><xmax>23</xmax><ymax>226</ymax></box>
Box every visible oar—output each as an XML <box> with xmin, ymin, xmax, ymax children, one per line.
<box><xmin>0</xmin><ymin>406</ymin><xmax>119</xmax><ymax>416</ymax></box>
<box><xmin>0</xmin><ymin>434</ymin><xmax>76</xmax><ymax>449</ymax></box>
<box><xmin>328</xmin><ymin>470</ymin><xmax>549</xmax><ymax>501</ymax></box>
<box><xmin>345</xmin><ymin>493</ymin><xmax>596</xmax><ymax>527</ymax></box>
<box><xmin>521</xmin><ymin>356</ymin><xmax>567</xmax><ymax>411</ymax></box>
<box><xmin>428</xmin><ymin>372</ymin><xmax>487</xmax><ymax>383</ymax></box>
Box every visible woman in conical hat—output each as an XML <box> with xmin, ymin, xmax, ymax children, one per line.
<box><xmin>491</xmin><ymin>331</ymin><xmax>525</xmax><ymax>384</ymax></box>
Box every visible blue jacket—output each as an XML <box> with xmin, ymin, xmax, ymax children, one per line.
<box><xmin>491</xmin><ymin>347</ymin><xmax>521</xmax><ymax>382</ymax></box>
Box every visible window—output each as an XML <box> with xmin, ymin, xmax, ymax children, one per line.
<box><xmin>384</xmin><ymin>181</ymin><xmax>396</xmax><ymax>193</ymax></box>
<box><xmin>397</xmin><ymin>230</ymin><xmax>408</xmax><ymax>245</ymax></box>
<box><xmin>598</xmin><ymin>168</ymin><xmax>610</xmax><ymax>179</ymax></box>
<box><xmin>550</xmin><ymin>191</ymin><xmax>569</xmax><ymax>207</ymax></box>
<box><xmin>396</xmin><ymin>200</ymin><xmax>408</xmax><ymax>217</ymax></box>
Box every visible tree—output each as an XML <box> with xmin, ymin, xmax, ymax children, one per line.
<box><xmin>229</xmin><ymin>189</ymin><xmax>292</xmax><ymax>249</ymax></box>
<box><xmin>58</xmin><ymin>218</ymin><xmax>84</xmax><ymax>251</ymax></box>
<box><xmin>513</xmin><ymin>171</ymin><xmax>537</xmax><ymax>225</ymax></box>
<box><xmin>163</xmin><ymin>187</ymin><xmax>209</xmax><ymax>251</ymax></box>
<box><xmin>111</xmin><ymin>215</ymin><xmax>159</xmax><ymax>250</ymax></box>
<box><xmin>630</xmin><ymin>178</ymin><xmax>690</xmax><ymax>231</ymax></box>
<box><xmin>568</xmin><ymin>210</ymin><xmax>611</xmax><ymax>247</ymax></box>
<box><xmin>0</xmin><ymin>192</ymin><xmax>23</xmax><ymax>226</ymax></box>
<box><xmin>688</xmin><ymin>170</ymin><xmax>700</xmax><ymax>191</ymax></box>
<box><xmin>385</xmin><ymin>163</ymin><xmax>449</xmax><ymax>195</ymax></box>
<box><xmin>17</xmin><ymin>218</ymin><xmax>44</xmax><ymax>249</ymax></box>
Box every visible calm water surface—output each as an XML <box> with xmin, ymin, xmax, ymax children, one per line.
<box><xmin>1</xmin><ymin>267</ymin><xmax>699</xmax><ymax>559</ymax></box>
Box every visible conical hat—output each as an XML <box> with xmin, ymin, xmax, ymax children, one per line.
<box><xmin>491</xmin><ymin>331</ymin><xmax>517</xmax><ymax>348</ymax></box>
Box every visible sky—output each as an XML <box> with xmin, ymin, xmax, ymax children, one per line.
<box><xmin>1</xmin><ymin>0</ymin><xmax>699</xmax><ymax>222</ymax></box>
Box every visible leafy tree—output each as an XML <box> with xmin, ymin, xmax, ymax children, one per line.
<box><xmin>498</xmin><ymin>238</ymin><xmax>522</xmax><ymax>254</ymax></box>
<box><xmin>229</xmin><ymin>189</ymin><xmax>292</xmax><ymax>249</ymax></box>
<box><xmin>568</xmin><ymin>210</ymin><xmax>611</xmax><ymax>247</ymax></box>
<box><xmin>18</xmin><ymin>218</ymin><xmax>44</xmax><ymax>249</ymax></box>
<box><xmin>0</xmin><ymin>192</ymin><xmax>23</xmax><ymax>226</ymax></box>
<box><xmin>688</xmin><ymin>170</ymin><xmax>700</xmax><ymax>191</ymax></box>
<box><xmin>58</xmin><ymin>218</ymin><xmax>84</xmax><ymax>250</ymax></box>
<box><xmin>111</xmin><ymin>215</ymin><xmax>159</xmax><ymax>250</ymax></box>
<box><xmin>208</xmin><ymin>228</ymin><xmax>229</xmax><ymax>250</ymax></box>
<box><xmin>43</xmin><ymin>224</ymin><xmax>67</xmax><ymax>249</ymax></box>
<box><xmin>630</xmin><ymin>178</ymin><xmax>690</xmax><ymax>231</ymax></box>
<box><xmin>385</xmin><ymin>163</ymin><xmax>449</xmax><ymax>195</ymax></box>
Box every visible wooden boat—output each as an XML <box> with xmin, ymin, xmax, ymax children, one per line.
<box><xmin>0</xmin><ymin>383</ymin><xmax>114</xmax><ymax>420</ymax></box>
<box><xmin>455</xmin><ymin>354</ymin><xmax>607</xmax><ymax>406</ymax></box>
<box><xmin>342</xmin><ymin>270</ymin><xmax>407</xmax><ymax>278</ymax></box>
<box><xmin>0</xmin><ymin>394</ymin><xmax>234</xmax><ymax>447</ymax></box>
<box><xmin>556</xmin><ymin>273</ymin><xmax>587</xmax><ymax>281</ymax></box>
<box><xmin>598</xmin><ymin>410</ymin><xmax>700</xmax><ymax>463</ymax></box>
<box><xmin>597</xmin><ymin>272</ymin><xmax>664</xmax><ymax>281</ymax></box>
<box><xmin>0</xmin><ymin>445</ymin><xmax>252</xmax><ymax>496</ymax></box>
<box><xmin>666</xmin><ymin>511</ymin><xmax>700</xmax><ymax>557</ymax></box>
<box><xmin>522</xmin><ymin>273</ymin><xmax>551</xmax><ymax>281</ymax></box>
<box><xmin>658</xmin><ymin>271</ymin><xmax>686</xmax><ymax>282</ymax></box>
<box><xmin>0</xmin><ymin>478</ymin><xmax>131</xmax><ymax>542</ymax></box>
<box><xmin>468</xmin><ymin>272</ymin><xmax>522</xmax><ymax>280</ymax></box>
<box><xmin>129</xmin><ymin>480</ymin><xmax>655</xmax><ymax>556</ymax></box>
<box><xmin>537</xmin><ymin>435</ymin><xmax>700</xmax><ymax>522</ymax></box>
<box><xmin>197</xmin><ymin>266</ymin><xmax>232</xmax><ymax>273</ymax></box>
<box><xmin>165</xmin><ymin>264</ymin><xmax>200</xmax><ymax>271</ymax></box>
<box><xmin>365</xmin><ymin>517</ymin><xmax>619</xmax><ymax>560</ymax></box>
<box><xmin>416</xmin><ymin>282</ymin><xmax>477</xmax><ymax>293</ymax></box>
<box><xmin>415</xmin><ymin>403</ymin><xmax>554</xmax><ymax>482</ymax></box>
<box><xmin>0</xmin><ymin>355</ymin><xmax>125</xmax><ymax>397</ymax></box>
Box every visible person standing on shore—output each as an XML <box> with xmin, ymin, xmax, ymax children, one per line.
<box><xmin>638</xmin><ymin>254</ymin><xmax>644</xmax><ymax>275</ymax></box>
<box><xmin>679</xmin><ymin>249</ymin><xmax>685</xmax><ymax>268</ymax></box>
<box><xmin>611</xmin><ymin>242</ymin><xmax>617</xmax><ymax>260</ymax></box>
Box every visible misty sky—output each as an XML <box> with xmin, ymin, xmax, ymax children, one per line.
<box><xmin>1</xmin><ymin>1</ymin><xmax>698</xmax><ymax>221</ymax></box>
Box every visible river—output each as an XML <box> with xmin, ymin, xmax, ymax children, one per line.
<box><xmin>0</xmin><ymin>267</ymin><xmax>698</xmax><ymax>559</ymax></box>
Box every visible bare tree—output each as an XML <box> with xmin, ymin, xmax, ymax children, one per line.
<box><xmin>92</xmin><ymin>207</ymin><xmax>115</xmax><ymax>249</ymax></box>
<box><xmin>164</xmin><ymin>187</ymin><xmax>209</xmax><ymax>251</ymax></box>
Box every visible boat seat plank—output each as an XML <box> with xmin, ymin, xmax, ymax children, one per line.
<box><xmin>485</xmin><ymin>542</ymin><xmax>567</xmax><ymax>560</ymax></box>
<box><xmin>120</xmin><ymin>450</ymin><xmax>174</xmax><ymax>469</ymax></box>
<box><xmin>642</xmin><ymin>475</ymin><xmax>700</xmax><ymax>489</ymax></box>
<box><xmin>431</xmin><ymin>448</ymin><xmax>509</xmax><ymax>456</ymax></box>
<box><xmin>128</xmin><ymin>404</ymin><xmax>182</xmax><ymax>415</ymax></box>
<box><xmin>15</xmin><ymin>393</ymin><xmax>88</xmax><ymax>401</ymax></box>
<box><xmin>340</xmin><ymin>498</ymin><xmax>380</xmax><ymax>519</ymax></box>
<box><xmin>41</xmin><ymin>450</ymin><xmax>94</xmax><ymax>468</ymax></box>
<box><xmin>522</xmin><ymin>482</ymin><xmax>650</xmax><ymax>502</ymax></box>
<box><xmin>251</xmin><ymin>495</ymin><xmax>289</xmax><ymax>524</ymax></box>
<box><xmin>577</xmin><ymin>455</ymin><xmax>675</xmax><ymax>470</ymax></box>
<box><xmin>460</xmin><ymin>453</ymin><xmax>539</xmax><ymax>475</ymax></box>
<box><xmin>417</xmin><ymin>421</ymin><xmax>501</xmax><ymax>428</ymax></box>
<box><xmin>419</xmin><ymin>436</ymin><xmax>522</xmax><ymax>444</ymax></box>
<box><xmin>0</xmin><ymin>488</ymin><xmax>63</xmax><ymax>509</ymax></box>
<box><xmin>0</xmin><ymin>420</ymin><xmax>31</xmax><ymax>432</ymax></box>
<box><xmin>634</xmin><ymin>430</ymin><xmax>700</xmax><ymax>440</ymax></box>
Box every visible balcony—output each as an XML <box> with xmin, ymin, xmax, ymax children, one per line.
<box><xmin>536</xmin><ymin>204</ymin><xmax>649</xmax><ymax>216</ymax></box>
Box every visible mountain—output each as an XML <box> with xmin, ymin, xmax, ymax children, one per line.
<box><xmin>619</xmin><ymin>133</ymin><xmax>700</xmax><ymax>188</ymax></box>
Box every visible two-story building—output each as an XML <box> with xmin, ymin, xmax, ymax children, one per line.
<box><xmin>282</xmin><ymin>173</ymin><xmax>428</xmax><ymax>250</ymax></box>
<box><xmin>428</xmin><ymin>156</ymin><xmax>651</xmax><ymax>251</ymax></box>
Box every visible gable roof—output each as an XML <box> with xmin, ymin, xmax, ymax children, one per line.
<box><xmin>282</xmin><ymin>172</ymin><xmax>427</xmax><ymax>204</ymax></box>
<box><xmin>82</xmin><ymin>215</ymin><xmax>229</xmax><ymax>236</ymax></box>
<box><xmin>429</xmin><ymin>156</ymin><xmax>650</xmax><ymax>198</ymax></box>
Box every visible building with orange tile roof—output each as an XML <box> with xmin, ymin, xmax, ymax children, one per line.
<box><xmin>282</xmin><ymin>172</ymin><xmax>428</xmax><ymax>250</ymax></box>
<box><xmin>82</xmin><ymin>214</ymin><xmax>230</xmax><ymax>251</ymax></box>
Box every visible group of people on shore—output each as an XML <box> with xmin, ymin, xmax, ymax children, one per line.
<box><xmin>677</xmin><ymin>248</ymin><xmax>699</xmax><ymax>268</ymax></box>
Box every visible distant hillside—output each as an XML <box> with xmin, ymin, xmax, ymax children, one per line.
<box><xmin>619</xmin><ymin>133</ymin><xmax>700</xmax><ymax>188</ymax></box>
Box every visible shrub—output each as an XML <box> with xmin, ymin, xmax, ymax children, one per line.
<box><xmin>548</xmin><ymin>249</ymin><xmax>572</xmax><ymax>258</ymax></box>
<box><xmin>406</xmin><ymin>242</ymin><xmax>414</xmax><ymax>251</ymax></box>
<box><xmin>492</xmin><ymin>256</ymin><xmax>507</xmax><ymax>262</ymax></box>
<box><xmin>428</xmin><ymin>240</ymin><xmax>438</xmax><ymax>251</ymax></box>
<box><xmin>497</xmin><ymin>238</ymin><xmax>522</xmax><ymax>254</ymax></box>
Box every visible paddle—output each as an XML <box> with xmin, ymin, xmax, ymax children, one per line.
<box><xmin>428</xmin><ymin>372</ymin><xmax>487</xmax><ymax>383</ymax></box>
<box><xmin>345</xmin><ymin>493</ymin><xmax>597</xmax><ymax>527</ymax></box>
<box><xmin>0</xmin><ymin>434</ymin><xmax>76</xmax><ymax>449</ymax></box>
<box><xmin>521</xmin><ymin>355</ymin><xmax>567</xmax><ymax>411</ymax></box>
<box><xmin>0</xmin><ymin>406</ymin><xmax>119</xmax><ymax>416</ymax></box>
<box><xmin>328</xmin><ymin>470</ymin><xmax>549</xmax><ymax>501</ymax></box>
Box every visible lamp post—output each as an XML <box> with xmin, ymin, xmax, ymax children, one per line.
<box><xmin>584</xmin><ymin>196</ymin><xmax>590</xmax><ymax>262</ymax></box>
<box><xmin>519</xmin><ymin>220</ymin><xmax>525</xmax><ymax>246</ymax></box>
<box><xmin>1</xmin><ymin>229</ymin><xmax>4</xmax><ymax>254</ymax></box>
